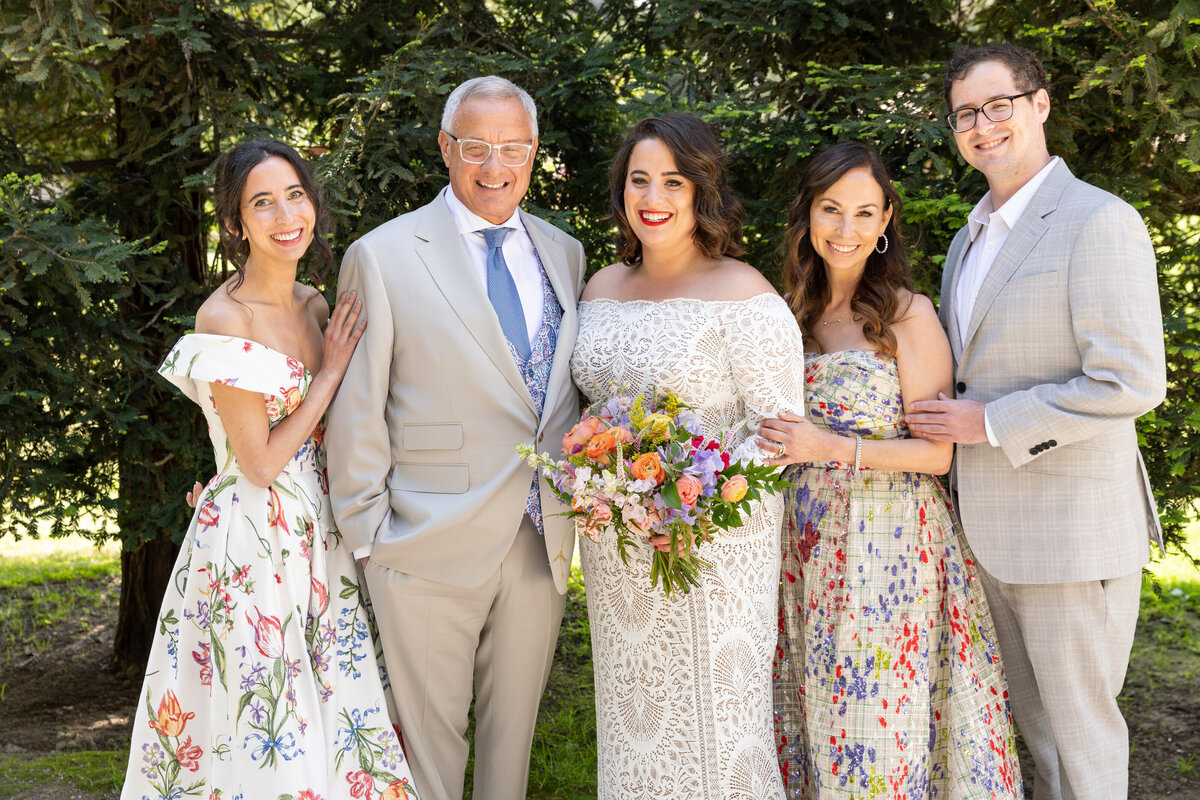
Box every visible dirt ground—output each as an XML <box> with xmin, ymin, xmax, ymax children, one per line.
<box><xmin>1</xmin><ymin>575</ymin><xmax>1198</xmax><ymax>799</ymax></box>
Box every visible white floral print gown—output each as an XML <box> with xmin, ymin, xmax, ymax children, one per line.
<box><xmin>121</xmin><ymin>334</ymin><xmax>418</xmax><ymax>800</ymax></box>
<box><xmin>570</xmin><ymin>293</ymin><xmax>805</xmax><ymax>800</ymax></box>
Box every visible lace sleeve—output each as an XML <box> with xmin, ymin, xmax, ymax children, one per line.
<box><xmin>721</xmin><ymin>294</ymin><xmax>806</xmax><ymax>465</ymax></box>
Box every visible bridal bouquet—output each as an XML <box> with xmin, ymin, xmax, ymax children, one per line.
<box><xmin>517</xmin><ymin>384</ymin><xmax>788</xmax><ymax>598</ymax></box>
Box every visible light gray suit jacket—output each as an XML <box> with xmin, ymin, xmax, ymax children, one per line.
<box><xmin>326</xmin><ymin>194</ymin><xmax>586</xmax><ymax>593</ymax></box>
<box><xmin>940</xmin><ymin>159</ymin><xmax>1165</xmax><ymax>584</ymax></box>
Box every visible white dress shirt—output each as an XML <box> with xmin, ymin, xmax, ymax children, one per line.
<box><xmin>955</xmin><ymin>156</ymin><xmax>1059</xmax><ymax>446</ymax></box>
<box><xmin>442</xmin><ymin>186</ymin><xmax>543</xmax><ymax>351</ymax></box>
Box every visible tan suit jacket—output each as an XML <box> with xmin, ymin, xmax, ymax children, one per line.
<box><xmin>326</xmin><ymin>194</ymin><xmax>585</xmax><ymax>593</ymax></box>
<box><xmin>940</xmin><ymin>159</ymin><xmax>1165</xmax><ymax>584</ymax></box>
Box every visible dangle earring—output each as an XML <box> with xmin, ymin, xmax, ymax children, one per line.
<box><xmin>875</xmin><ymin>233</ymin><xmax>889</xmax><ymax>254</ymax></box>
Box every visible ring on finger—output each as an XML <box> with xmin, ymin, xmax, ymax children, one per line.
<box><xmin>775</xmin><ymin>441</ymin><xmax>787</xmax><ymax>458</ymax></box>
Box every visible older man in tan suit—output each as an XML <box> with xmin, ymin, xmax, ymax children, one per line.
<box><xmin>326</xmin><ymin>76</ymin><xmax>585</xmax><ymax>800</ymax></box>
<box><xmin>907</xmin><ymin>45</ymin><xmax>1165</xmax><ymax>800</ymax></box>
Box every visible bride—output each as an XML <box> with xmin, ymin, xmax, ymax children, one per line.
<box><xmin>570</xmin><ymin>113</ymin><xmax>804</xmax><ymax>799</ymax></box>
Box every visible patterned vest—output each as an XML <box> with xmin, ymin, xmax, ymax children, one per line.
<box><xmin>503</xmin><ymin>246</ymin><xmax>562</xmax><ymax>535</ymax></box>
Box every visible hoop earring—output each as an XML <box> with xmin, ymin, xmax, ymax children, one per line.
<box><xmin>875</xmin><ymin>233</ymin><xmax>889</xmax><ymax>254</ymax></box>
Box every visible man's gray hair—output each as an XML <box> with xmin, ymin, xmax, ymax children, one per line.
<box><xmin>441</xmin><ymin>76</ymin><xmax>539</xmax><ymax>139</ymax></box>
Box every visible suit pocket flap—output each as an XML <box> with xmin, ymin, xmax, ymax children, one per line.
<box><xmin>390</xmin><ymin>462</ymin><xmax>470</xmax><ymax>494</ymax></box>
<box><xmin>402</xmin><ymin>423</ymin><xmax>463</xmax><ymax>451</ymax></box>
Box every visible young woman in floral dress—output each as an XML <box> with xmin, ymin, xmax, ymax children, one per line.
<box><xmin>757</xmin><ymin>142</ymin><xmax>1022</xmax><ymax>799</ymax></box>
<box><xmin>121</xmin><ymin>140</ymin><xmax>418</xmax><ymax>800</ymax></box>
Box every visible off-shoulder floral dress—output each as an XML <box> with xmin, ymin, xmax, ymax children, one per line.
<box><xmin>121</xmin><ymin>334</ymin><xmax>418</xmax><ymax>800</ymax></box>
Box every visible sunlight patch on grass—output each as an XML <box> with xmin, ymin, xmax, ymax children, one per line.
<box><xmin>0</xmin><ymin>533</ymin><xmax>120</xmax><ymax>588</ymax></box>
<box><xmin>1147</xmin><ymin>521</ymin><xmax>1200</xmax><ymax>596</ymax></box>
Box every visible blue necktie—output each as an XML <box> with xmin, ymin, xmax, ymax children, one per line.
<box><xmin>482</xmin><ymin>227</ymin><xmax>531</xmax><ymax>360</ymax></box>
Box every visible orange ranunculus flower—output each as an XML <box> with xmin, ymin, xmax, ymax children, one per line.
<box><xmin>148</xmin><ymin>689</ymin><xmax>195</xmax><ymax>738</ymax></box>
<box><xmin>676</xmin><ymin>474</ymin><xmax>702</xmax><ymax>508</ymax></box>
<box><xmin>585</xmin><ymin>431</ymin><xmax>619</xmax><ymax>466</ymax></box>
<box><xmin>609</xmin><ymin>425</ymin><xmax>634</xmax><ymax>445</ymax></box>
<box><xmin>720</xmin><ymin>474</ymin><xmax>749</xmax><ymax>502</ymax></box>
<box><xmin>380</xmin><ymin>778</ymin><xmax>413</xmax><ymax>800</ymax></box>
<box><xmin>563</xmin><ymin>416</ymin><xmax>603</xmax><ymax>455</ymax></box>
<box><xmin>631</xmin><ymin>452</ymin><xmax>666</xmax><ymax>485</ymax></box>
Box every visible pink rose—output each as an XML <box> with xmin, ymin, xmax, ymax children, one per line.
<box><xmin>591</xmin><ymin>503</ymin><xmax>613</xmax><ymax>526</ymax></box>
<box><xmin>676</xmin><ymin>475</ymin><xmax>702</xmax><ymax>508</ymax></box>
<box><xmin>562</xmin><ymin>416</ymin><xmax>603</xmax><ymax>455</ymax></box>
<box><xmin>720</xmin><ymin>474</ymin><xmax>749</xmax><ymax>503</ymax></box>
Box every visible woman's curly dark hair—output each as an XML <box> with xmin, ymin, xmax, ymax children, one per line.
<box><xmin>212</xmin><ymin>140</ymin><xmax>332</xmax><ymax>292</ymax></box>
<box><xmin>608</xmin><ymin>112</ymin><xmax>745</xmax><ymax>265</ymax></box>
<box><xmin>783</xmin><ymin>141</ymin><xmax>912</xmax><ymax>356</ymax></box>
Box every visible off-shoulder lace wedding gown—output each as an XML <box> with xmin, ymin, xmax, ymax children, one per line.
<box><xmin>570</xmin><ymin>292</ymin><xmax>804</xmax><ymax>800</ymax></box>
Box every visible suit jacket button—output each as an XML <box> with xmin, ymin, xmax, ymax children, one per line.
<box><xmin>1048</xmin><ymin>439</ymin><xmax>1057</xmax><ymax>447</ymax></box>
<box><xmin>1029</xmin><ymin>446</ymin><xmax>1039</xmax><ymax>455</ymax></box>
<box><xmin>955</xmin><ymin>381</ymin><xmax>966</xmax><ymax>394</ymax></box>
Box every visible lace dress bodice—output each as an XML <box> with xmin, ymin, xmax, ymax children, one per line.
<box><xmin>572</xmin><ymin>293</ymin><xmax>805</xmax><ymax>463</ymax></box>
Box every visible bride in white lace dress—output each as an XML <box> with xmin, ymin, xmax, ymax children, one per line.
<box><xmin>570</xmin><ymin>113</ymin><xmax>804</xmax><ymax>799</ymax></box>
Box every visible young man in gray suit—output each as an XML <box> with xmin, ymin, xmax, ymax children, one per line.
<box><xmin>906</xmin><ymin>44</ymin><xmax>1166</xmax><ymax>800</ymax></box>
<box><xmin>326</xmin><ymin>76</ymin><xmax>585</xmax><ymax>800</ymax></box>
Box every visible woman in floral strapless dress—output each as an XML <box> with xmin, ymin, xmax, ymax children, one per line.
<box><xmin>121</xmin><ymin>141</ymin><xmax>417</xmax><ymax>800</ymax></box>
<box><xmin>757</xmin><ymin>143</ymin><xmax>1022</xmax><ymax>799</ymax></box>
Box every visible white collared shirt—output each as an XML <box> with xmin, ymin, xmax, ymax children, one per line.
<box><xmin>954</xmin><ymin>156</ymin><xmax>1059</xmax><ymax>446</ymax></box>
<box><xmin>442</xmin><ymin>186</ymin><xmax>543</xmax><ymax>350</ymax></box>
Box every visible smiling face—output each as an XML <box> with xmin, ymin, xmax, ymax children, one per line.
<box><xmin>622</xmin><ymin>137</ymin><xmax>697</xmax><ymax>254</ymax></box>
<box><xmin>949</xmin><ymin>59</ymin><xmax>1052</xmax><ymax>204</ymax></box>
<box><xmin>438</xmin><ymin>95</ymin><xmax>537</xmax><ymax>225</ymax></box>
<box><xmin>237</xmin><ymin>156</ymin><xmax>316</xmax><ymax>269</ymax></box>
<box><xmin>808</xmin><ymin>166</ymin><xmax>893</xmax><ymax>278</ymax></box>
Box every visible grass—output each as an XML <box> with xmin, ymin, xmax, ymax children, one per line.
<box><xmin>0</xmin><ymin>535</ymin><xmax>121</xmax><ymax>671</ymax></box>
<box><xmin>0</xmin><ymin>750</ymin><xmax>127</xmax><ymax>796</ymax></box>
<box><xmin>1</xmin><ymin>527</ymin><xmax>1198</xmax><ymax>799</ymax></box>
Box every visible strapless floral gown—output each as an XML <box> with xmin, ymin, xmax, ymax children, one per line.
<box><xmin>774</xmin><ymin>350</ymin><xmax>1021</xmax><ymax>799</ymax></box>
<box><xmin>121</xmin><ymin>334</ymin><xmax>418</xmax><ymax>800</ymax></box>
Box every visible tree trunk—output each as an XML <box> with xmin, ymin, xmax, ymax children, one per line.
<box><xmin>104</xmin><ymin>0</ymin><xmax>207</xmax><ymax>676</ymax></box>
<box><xmin>110</xmin><ymin>531</ymin><xmax>179</xmax><ymax>677</ymax></box>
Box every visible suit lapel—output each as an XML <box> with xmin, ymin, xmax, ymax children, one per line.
<box><xmin>415</xmin><ymin>198</ymin><xmax>535</xmax><ymax>412</ymax></box>
<box><xmin>523</xmin><ymin>211</ymin><xmax>577</xmax><ymax>430</ymax></box>
<box><xmin>942</xmin><ymin>229</ymin><xmax>971</xmax><ymax>362</ymax></box>
<box><xmin>961</xmin><ymin>161</ymin><xmax>1072</xmax><ymax>354</ymax></box>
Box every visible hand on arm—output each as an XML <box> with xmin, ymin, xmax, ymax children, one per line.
<box><xmin>905</xmin><ymin>394</ymin><xmax>988</xmax><ymax>446</ymax></box>
<box><xmin>212</xmin><ymin>292</ymin><xmax>366</xmax><ymax>489</ymax></box>
<box><xmin>760</xmin><ymin>294</ymin><xmax>957</xmax><ymax>473</ymax></box>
